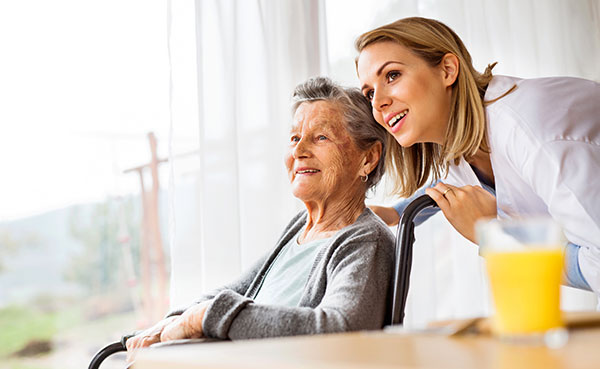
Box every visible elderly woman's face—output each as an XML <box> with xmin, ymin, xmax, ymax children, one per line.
<box><xmin>285</xmin><ymin>101</ymin><xmax>363</xmax><ymax>203</ymax></box>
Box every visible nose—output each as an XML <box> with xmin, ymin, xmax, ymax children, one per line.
<box><xmin>372</xmin><ymin>88</ymin><xmax>392</xmax><ymax>112</ymax></box>
<box><xmin>293</xmin><ymin>137</ymin><xmax>311</xmax><ymax>158</ymax></box>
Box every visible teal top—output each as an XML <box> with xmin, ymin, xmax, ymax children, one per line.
<box><xmin>253</xmin><ymin>229</ymin><xmax>330</xmax><ymax>307</ymax></box>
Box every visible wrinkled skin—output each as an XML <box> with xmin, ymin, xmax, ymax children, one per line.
<box><xmin>285</xmin><ymin>101</ymin><xmax>381</xmax><ymax>242</ymax></box>
<box><xmin>125</xmin><ymin>300</ymin><xmax>210</xmax><ymax>363</ymax></box>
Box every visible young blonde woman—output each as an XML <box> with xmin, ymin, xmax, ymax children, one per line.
<box><xmin>356</xmin><ymin>17</ymin><xmax>600</xmax><ymax>298</ymax></box>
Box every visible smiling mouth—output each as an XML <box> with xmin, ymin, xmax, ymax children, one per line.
<box><xmin>387</xmin><ymin>110</ymin><xmax>408</xmax><ymax>128</ymax></box>
<box><xmin>296</xmin><ymin>169</ymin><xmax>320</xmax><ymax>174</ymax></box>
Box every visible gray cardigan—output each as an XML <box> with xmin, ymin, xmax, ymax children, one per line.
<box><xmin>168</xmin><ymin>207</ymin><xmax>395</xmax><ymax>340</ymax></box>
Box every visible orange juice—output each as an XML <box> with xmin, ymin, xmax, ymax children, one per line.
<box><xmin>484</xmin><ymin>247</ymin><xmax>564</xmax><ymax>335</ymax></box>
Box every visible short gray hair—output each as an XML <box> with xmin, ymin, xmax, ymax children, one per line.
<box><xmin>291</xmin><ymin>76</ymin><xmax>387</xmax><ymax>192</ymax></box>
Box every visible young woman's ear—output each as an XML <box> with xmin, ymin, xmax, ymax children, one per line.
<box><xmin>440</xmin><ymin>53</ymin><xmax>459</xmax><ymax>87</ymax></box>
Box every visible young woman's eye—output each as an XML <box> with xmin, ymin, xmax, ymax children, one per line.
<box><xmin>365</xmin><ymin>90</ymin><xmax>374</xmax><ymax>101</ymax></box>
<box><xmin>386</xmin><ymin>71</ymin><xmax>401</xmax><ymax>82</ymax></box>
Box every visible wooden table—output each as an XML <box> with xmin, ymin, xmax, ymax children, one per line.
<box><xmin>133</xmin><ymin>327</ymin><xmax>600</xmax><ymax>369</ymax></box>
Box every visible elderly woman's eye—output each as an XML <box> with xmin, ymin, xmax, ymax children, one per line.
<box><xmin>317</xmin><ymin>135</ymin><xmax>327</xmax><ymax>141</ymax></box>
<box><xmin>290</xmin><ymin>135</ymin><xmax>300</xmax><ymax>143</ymax></box>
<box><xmin>386</xmin><ymin>71</ymin><xmax>401</xmax><ymax>82</ymax></box>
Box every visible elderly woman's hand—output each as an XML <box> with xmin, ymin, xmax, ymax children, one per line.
<box><xmin>425</xmin><ymin>182</ymin><xmax>497</xmax><ymax>243</ymax></box>
<box><xmin>125</xmin><ymin>315</ymin><xmax>178</xmax><ymax>363</ymax></box>
<box><xmin>125</xmin><ymin>301</ymin><xmax>210</xmax><ymax>363</ymax></box>
<box><xmin>159</xmin><ymin>300</ymin><xmax>210</xmax><ymax>342</ymax></box>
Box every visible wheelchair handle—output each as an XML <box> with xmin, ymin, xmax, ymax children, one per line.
<box><xmin>388</xmin><ymin>194</ymin><xmax>438</xmax><ymax>326</ymax></box>
<box><xmin>88</xmin><ymin>333</ymin><xmax>135</xmax><ymax>369</ymax></box>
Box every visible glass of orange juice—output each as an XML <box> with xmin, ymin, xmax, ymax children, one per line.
<box><xmin>476</xmin><ymin>217</ymin><xmax>566</xmax><ymax>341</ymax></box>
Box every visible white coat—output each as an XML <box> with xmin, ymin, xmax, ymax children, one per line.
<box><xmin>445</xmin><ymin>75</ymin><xmax>600</xmax><ymax>296</ymax></box>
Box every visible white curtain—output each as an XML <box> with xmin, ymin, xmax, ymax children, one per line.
<box><xmin>169</xmin><ymin>0</ymin><xmax>327</xmax><ymax>308</ymax></box>
<box><xmin>411</xmin><ymin>0</ymin><xmax>600</xmax><ymax>80</ymax></box>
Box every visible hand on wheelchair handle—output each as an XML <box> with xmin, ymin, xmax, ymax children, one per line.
<box><xmin>425</xmin><ymin>183</ymin><xmax>497</xmax><ymax>243</ymax></box>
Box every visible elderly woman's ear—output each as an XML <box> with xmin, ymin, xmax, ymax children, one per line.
<box><xmin>361</xmin><ymin>141</ymin><xmax>382</xmax><ymax>178</ymax></box>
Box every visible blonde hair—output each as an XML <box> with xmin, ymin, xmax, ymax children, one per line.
<box><xmin>355</xmin><ymin>17</ymin><xmax>496</xmax><ymax>197</ymax></box>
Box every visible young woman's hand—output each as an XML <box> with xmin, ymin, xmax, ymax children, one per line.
<box><xmin>369</xmin><ymin>205</ymin><xmax>400</xmax><ymax>226</ymax></box>
<box><xmin>425</xmin><ymin>182</ymin><xmax>497</xmax><ymax>243</ymax></box>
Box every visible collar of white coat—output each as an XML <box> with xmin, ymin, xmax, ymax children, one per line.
<box><xmin>444</xmin><ymin>158</ymin><xmax>482</xmax><ymax>188</ymax></box>
<box><xmin>485</xmin><ymin>75</ymin><xmax>522</xmax><ymax>103</ymax></box>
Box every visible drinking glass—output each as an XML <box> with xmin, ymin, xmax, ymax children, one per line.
<box><xmin>476</xmin><ymin>217</ymin><xmax>566</xmax><ymax>341</ymax></box>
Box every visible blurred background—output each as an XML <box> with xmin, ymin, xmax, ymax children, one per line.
<box><xmin>0</xmin><ymin>0</ymin><xmax>598</xmax><ymax>368</ymax></box>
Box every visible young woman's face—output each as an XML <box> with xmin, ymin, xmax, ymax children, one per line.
<box><xmin>357</xmin><ymin>41</ymin><xmax>454</xmax><ymax>147</ymax></box>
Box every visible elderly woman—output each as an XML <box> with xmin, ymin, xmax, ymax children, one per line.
<box><xmin>126</xmin><ymin>77</ymin><xmax>394</xmax><ymax>359</ymax></box>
